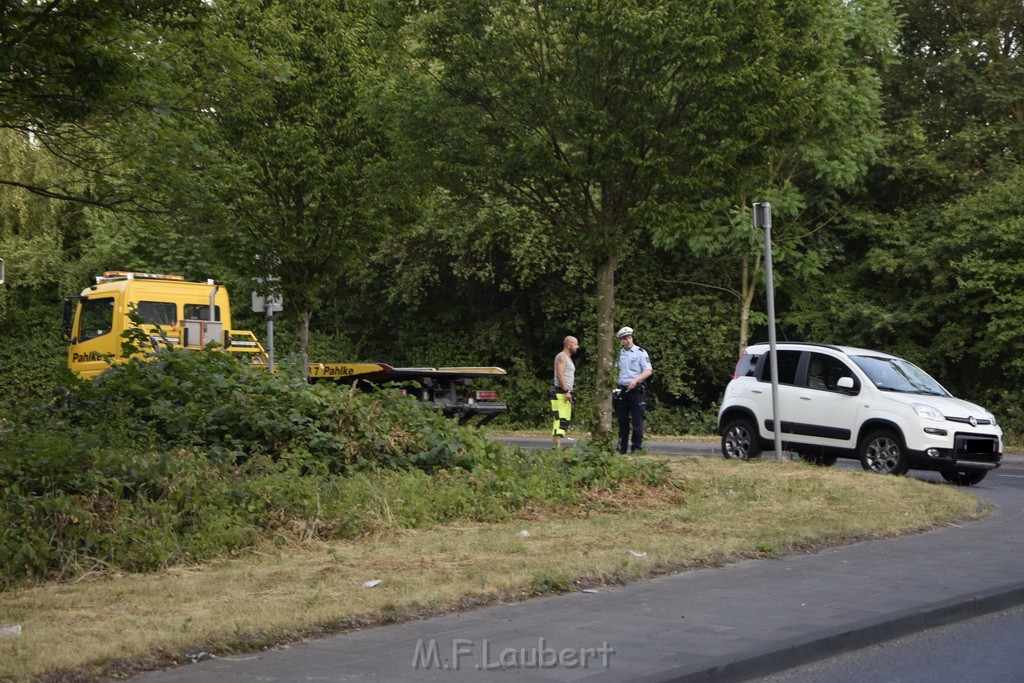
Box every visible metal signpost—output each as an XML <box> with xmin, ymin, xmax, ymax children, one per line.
<box><xmin>252</xmin><ymin>282</ymin><xmax>283</xmax><ymax>373</ymax></box>
<box><xmin>754</xmin><ymin>202</ymin><xmax>783</xmax><ymax>462</ymax></box>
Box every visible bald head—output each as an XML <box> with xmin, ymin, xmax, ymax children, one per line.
<box><xmin>563</xmin><ymin>336</ymin><xmax>579</xmax><ymax>355</ymax></box>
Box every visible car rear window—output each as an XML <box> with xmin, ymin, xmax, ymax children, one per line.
<box><xmin>758</xmin><ymin>350</ymin><xmax>800</xmax><ymax>385</ymax></box>
<box><xmin>735</xmin><ymin>352</ymin><xmax>761</xmax><ymax>378</ymax></box>
<box><xmin>137</xmin><ymin>301</ymin><xmax>177</xmax><ymax>326</ymax></box>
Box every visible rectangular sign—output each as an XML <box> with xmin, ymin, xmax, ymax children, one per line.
<box><xmin>251</xmin><ymin>291</ymin><xmax>283</xmax><ymax>313</ymax></box>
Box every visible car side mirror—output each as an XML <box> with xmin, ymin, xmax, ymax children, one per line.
<box><xmin>837</xmin><ymin>376</ymin><xmax>857</xmax><ymax>393</ymax></box>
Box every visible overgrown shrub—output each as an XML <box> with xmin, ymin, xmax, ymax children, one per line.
<box><xmin>0</xmin><ymin>433</ymin><xmax>669</xmax><ymax>588</ymax></box>
<box><xmin>39</xmin><ymin>347</ymin><xmax>498</xmax><ymax>472</ymax></box>
<box><xmin>1</xmin><ymin>348</ymin><xmax>672</xmax><ymax>588</ymax></box>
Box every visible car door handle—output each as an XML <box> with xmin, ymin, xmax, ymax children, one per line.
<box><xmin>798</xmin><ymin>394</ymin><xmax>813</xmax><ymax>400</ymax></box>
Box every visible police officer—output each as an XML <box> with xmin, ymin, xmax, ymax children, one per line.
<box><xmin>614</xmin><ymin>326</ymin><xmax>653</xmax><ymax>454</ymax></box>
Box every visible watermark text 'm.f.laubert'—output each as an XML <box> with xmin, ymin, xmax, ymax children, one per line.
<box><xmin>412</xmin><ymin>637</ymin><xmax>615</xmax><ymax>671</ymax></box>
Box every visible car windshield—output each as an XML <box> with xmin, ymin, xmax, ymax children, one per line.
<box><xmin>850</xmin><ymin>355</ymin><xmax>950</xmax><ymax>396</ymax></box>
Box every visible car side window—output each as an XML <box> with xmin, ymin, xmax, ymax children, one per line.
<box><xmin>805</xmin><ymin>352</ymin><xmax>859</xmax><ymax>393</ymax></box>
<box><xmin>758</xmin><ymin>350</ymin><xmax>801</xmax><ymax>385</ymax></box>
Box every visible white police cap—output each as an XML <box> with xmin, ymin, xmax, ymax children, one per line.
<box><xmin>616</xmin><ymin>326</ymin><xmax>634</xmax><ymax>339</ymax></box>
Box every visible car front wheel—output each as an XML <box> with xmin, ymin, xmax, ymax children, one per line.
<box><xmin>940</xmin><ymin>469</ymin><xmax>988</xmax><ymax>486</ymax></box>
<box><xmin>722</xmin><ymin>417</ymin><xmax>761</xmax><ymax>461</ymax></box>
<box><xmin>859</xmin><ymin>429</ymin><xmax>909</xmax><ymax>475</ymax></box>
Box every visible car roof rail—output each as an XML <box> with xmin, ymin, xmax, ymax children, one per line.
<box><xmin>748</xmin><ymin>341</ymin><xmax>846</xmax><ymax>353</ymax></box>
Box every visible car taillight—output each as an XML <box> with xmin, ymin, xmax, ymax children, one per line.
<box><xmin>475</xmin><ymin>390</ymin><xmax>499</xmax><ymax>400</ymax></box>
<box><xmin>733</xmin><ymin>351</ymin><xmax>747</xmax><ymax>379</ymax></box>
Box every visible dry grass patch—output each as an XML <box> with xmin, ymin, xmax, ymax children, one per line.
<box><xmin>0</xmin><ymin>457</ymin><xmax>985</xmax><ymax>681</ymax></box>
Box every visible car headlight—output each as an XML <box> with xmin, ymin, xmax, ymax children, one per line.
<box><xmin>988</xmin><ymin>413</ymin><xmax>998</xmax><ymax>427</ymax></box>
<box><xmin>912</xmin><ymin>402</ymin><xmax>944</xmax><ymax>422</ymax></box>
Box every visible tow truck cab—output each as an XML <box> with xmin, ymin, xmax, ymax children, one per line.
<box><xmin>62</xmin><ymin>271</ymin><xmax>264</xmax><ymax>378</ymax></box>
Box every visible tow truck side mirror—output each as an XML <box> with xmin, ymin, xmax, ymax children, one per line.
<box><xmin>61</xmin><ymin>296</ymin><xmax>80</xmax><ymax>342</ymax></box>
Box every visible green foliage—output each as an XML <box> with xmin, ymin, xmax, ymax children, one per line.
<box><xmin>0</xmin><ymin>295</ymin><xmax>68</xmax><ymax>414</ymax></box>
<box><xmin>45</xmin><ymin>347</ymin><xmax>479</xmax><ymax>471</ymax></box>
<box><xmin>0</xmin><ymin>435</ymin><xmax>671</xmax><ymax>589</ymax></box>
<box><xmin>394</xmin><ymin>0</ymin><xmax>898</xmax><ymax>426</ymax></box>
<box><xmin>0</xmin><ymin>1</ymin><xmax>207</xmax><ymax>209</ymax></box>
<box><xmin>1</xmin><ymin>346</ymin><xmax>671</xmax><ymax>588</ymax></box>
<box><xmin>0</xmin><ymin>0</ymin><xmax>202</xmax><ymax>130</ymax></box>
<box><xmin>134</xmin><ymin>0</ymin><xmax>417</xmax><ymax>358</ymax></box>
<box><xmin>782</xmin><ymin>0</ymin><xmax>1024</xmax><ymax>435</ymax></box>
<box><xmin>644</xmin><ymin>403</ymin><xmax>720</xmax><ymax>437</ymax></box>
<box><xmin>528</xmin><ymin>573</ymin><xmax>574</xmax><ymax>596</ymax></box>
<box><xmin>2</xmin><ymin>0</ymin><xmax>1022</xmax><ymax>447</ymax></box>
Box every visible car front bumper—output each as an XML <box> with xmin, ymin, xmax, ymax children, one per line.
<box><xmin>908</xmin><ymin>431</ymin><xmax>1002</xmax><ymax>470</ymax></box>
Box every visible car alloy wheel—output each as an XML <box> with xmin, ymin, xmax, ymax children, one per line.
<box><xmin>722</xmin><ymin>417</ymin><xmax>761</xmax><ymax>460</ymax></box>
<box><xmin>860</xmin><ymin>429</ymin><xmax>909</xmax><ymax>475</ymax></box>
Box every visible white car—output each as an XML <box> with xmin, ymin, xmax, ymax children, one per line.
<box><xmin>717</xmin><ymin>342</ymin><xmax>1002</xmax><ymax>485</ymax></box>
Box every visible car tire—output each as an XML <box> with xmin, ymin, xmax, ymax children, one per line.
<box><xmin>940</xmin><ymin>469</ymin><xmax>988</xmax><ymax>486</ymax></box>
<box><xmin>859</xmin><ymin>429</ymin><xmax>909</xmax><ymax>475</ymax></box>
<box><xmin>721</xmin><ymin>417</ymin><xmax>761</xmax><ymax>460</ymax></box>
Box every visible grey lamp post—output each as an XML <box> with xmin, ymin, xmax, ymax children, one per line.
<box><xmin>754</xmin><ymin>202</ymin><xmax>783</xmax><ymax>462</ymax></box>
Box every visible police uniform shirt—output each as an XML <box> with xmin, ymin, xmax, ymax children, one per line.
<box><xmin>617</xmin><ymin>345</ymin><xmax>652</xmax><ymax>386</ymax></box>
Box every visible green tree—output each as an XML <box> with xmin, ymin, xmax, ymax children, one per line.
<box><xmin>0</xmin><ymin>0</ymin><xmax>204</xmax><ymax>206</ymax></box>
<box><xmin>399</xmin><ymin>0</ymin><xmax>896</xmax><ymax>431</ymax></box>
<box><xmin>0</xmin><ymin>129</ymin><xmax>86</xmax><ymax>409</ymax></box>
<box><xmin>675</xmin><ymin>0</ymin><xmax>896</xmax><ymax>354</ymax></box>
<box><xmin>785</xmin><ymin>0</ymin><xmax>1024</xmax><ymax>408</ymax></box>
<box><xmin>144</xmin><ymin>0</ymin><xmax>408</xmax><ymax>361</ymax></box>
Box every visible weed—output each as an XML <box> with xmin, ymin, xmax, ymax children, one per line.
<box><xmin>528</xmin><ymin>572</ymin><xmax>573</xmax><ymax>595</ymax></box>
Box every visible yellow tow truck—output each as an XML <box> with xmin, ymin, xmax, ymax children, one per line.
<box><xmin>61</xmin><ymin>271</ymin><xmax>507</xmax><ymax>425</ymax></box>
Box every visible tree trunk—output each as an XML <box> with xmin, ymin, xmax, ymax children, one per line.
<box><xmin>298</xmin><ymin>308</ymin><xmax>311</xmax><ymax>378</ymax></box>
<box><xmin>738</xmin><ymin>253</ymin><xmax>761</xmax><ymax>353</ymax></box>
<box><xmin>593</xmin><ymin>254</ymin><xmax>618</xmax><ymax>434</ymax></box>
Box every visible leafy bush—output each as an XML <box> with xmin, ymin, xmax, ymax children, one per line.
<box><xmin>41</xmin><ymin>347</ymin><xmax>494</xmax><ymax>472</ymax></box>
<box><xmin>0</xmin><ymin>298</ymin><xmax>68</xmax><ymax>414</ymax></box>
<box><xmin>644</xmin><ymin>401</ymin><xmax>720</xmax><ymax>435</ymax></box>
<box><xmin>1</xmin><ymin>348</ymin><xmax>672</xmax><ymax>588</ymax></box>
<box><xmin>0</xmin><ymin>433</ymin><xmax>670</xmax><ymax>588</ymax></box>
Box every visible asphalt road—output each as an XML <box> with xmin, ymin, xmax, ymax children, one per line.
<box><xmin>490</xmin><ymin>435</ymin><xmax>1024</xmax><ymax>481</ymax></box>
<box><xmin>135</xmin><ymin>434</ymin><xmax>1024</xmax><ymax>682</ymax></box>
<box><xmin>496</xmin><ymin>434</ymin><xmax>1024</xmax><ymax>681</ymax></box>
<box><xmin>491</xmin><ymin>435</ymin><xmax>722</xmax><ymax>456</ymax></box>
<box><xmin>760</xmin><ymin>598</ymin><xmax>1024</xmax><ymax>682</ymax></box>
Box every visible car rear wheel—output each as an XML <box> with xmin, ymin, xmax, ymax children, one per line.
<box><xmin>859</xmin><ymin>429</ymin><xmax>909</xmax><ymax>475</ymax></box>
<box><xmin>722</xmin><ymin>417</ymin><xmax>761</xmax><ymax>460</ymax></box>
<box><xmin>940</xmin><ymin>470</ymin><xmax>988</xmax><ymax>486</ymax></box>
